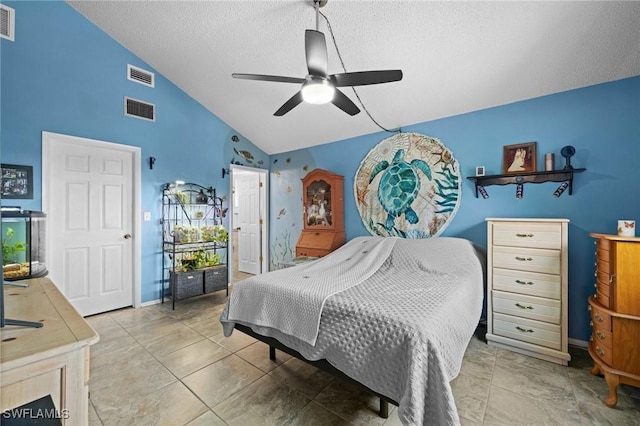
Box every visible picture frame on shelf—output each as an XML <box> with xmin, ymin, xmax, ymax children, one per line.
<box><xmin>1</xmin><ymin>164</ymin><xmax>33</xmax><ymax>199</ymax></box>
<box><xmin>503</xmin><ymin>142</ymin><xmax>537</xmax><ymax>174</ymax></box>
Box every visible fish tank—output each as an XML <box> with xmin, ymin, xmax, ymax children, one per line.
<box><xmin>1</xmin><ymin>208</ymin><xmax>47</xmax><ymax>281</ymax></box>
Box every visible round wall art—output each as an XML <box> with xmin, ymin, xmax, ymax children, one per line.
<box><xmin>354</xmin><ymin>133</ymin><xmax>461</xmax><ymax>238</ymax></box>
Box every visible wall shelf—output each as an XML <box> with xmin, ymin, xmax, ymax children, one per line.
<box><xmin>466</xmin><ymin>168</ymin><xmax>586</xmax><ymax>198</ymax></box>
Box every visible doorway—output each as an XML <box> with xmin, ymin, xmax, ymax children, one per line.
<box><xmin>229</xmin><ymin>165</ymin><xmax>268</xmax><ymax>284</ymax></box>
<box><xmin>42</xmin><ymin>131</ymin><xmax>141</xmax><ymax>316</ymax></box>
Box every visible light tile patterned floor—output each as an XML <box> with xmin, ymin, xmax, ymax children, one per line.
<box><xmin>86</xmin><ymin>290</ymin><xmax>640</xmax><ymax>425</ymax></box>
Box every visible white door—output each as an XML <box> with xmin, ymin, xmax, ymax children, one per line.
<box><xmin>237</xmin><ymin>171</ymin><xmax>261</xmax><ymax>274</ymax></box>
<box><xmin>42</xmin><ymin>132</ymin><xmax>138</xmax><ymax>316</ymax></box>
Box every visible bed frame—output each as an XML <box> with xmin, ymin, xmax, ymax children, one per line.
<box><xmin>235</xmin><ymin>323</ymin><xmax>397</xmax><ymax>418</ymax></box>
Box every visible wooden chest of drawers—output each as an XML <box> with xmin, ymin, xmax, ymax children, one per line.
<box><xmin>588</xmin><ymin>233</ymin><xmax>640</xmax><ymax>408</ymax></box>
<box><xmin>486</xmin><ymin>218</ymin><xmax>570</xmax><ymax>365</ymax></box>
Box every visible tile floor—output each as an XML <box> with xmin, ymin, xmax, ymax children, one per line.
<box><xmin>86</xmin><ymin>290</ymin><xmax>640</xmax><ymax>426</ymax></box>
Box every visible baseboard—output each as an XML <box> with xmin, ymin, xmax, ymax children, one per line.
<box><xmin>140</xmin><ymin>298</ymin><xmax>162</xmax><ymax>307</ymax></box>
<box><xmin>568</xmin><ymin>338</ymin><xmax>589</xmax><ymax>348</ymax></box>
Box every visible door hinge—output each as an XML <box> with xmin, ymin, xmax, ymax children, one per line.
<box><xmin>259</xmin><ymin>256</ymin><xmax>263</xmax><ymax>262</ymax></box>
<box><xmin>259</xmin><ymin>182</ymin><xmax>263</xmax><ymax>187</ymax></box>
<box><xmin>259</xmin><ymin>218</ymin><xmax>263</xmax><ymax>225</ymax></box>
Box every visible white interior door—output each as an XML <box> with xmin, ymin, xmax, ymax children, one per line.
<box><xmin>237</xmin><ymin>171</ymin><xmax>260</xmax><ymax>274</ymax></box>
<box><xmin>42</xmin><ymin>132</ymin><xmax>139</xmax><ymax>316</ymax></box>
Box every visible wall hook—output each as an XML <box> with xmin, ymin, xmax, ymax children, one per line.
<box><xmin>149</xmin><ymin>157</ymin><xmax>156</xmax><ymax>170</ymax></box>
<box><xmin>222</xmin><ymin>168</ymin><xmax>230</xmax><ymax>178</ymax></box>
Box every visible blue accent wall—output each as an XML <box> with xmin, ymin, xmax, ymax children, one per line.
<box><xmin>270</xmin><ymin>76</ymin><xmax>640</xmax><ymax>342</ymax></box>
<box><xmin>1</xmin><ymin>1</ymin><xmax>267</xmax><ymax>303</ymax></box>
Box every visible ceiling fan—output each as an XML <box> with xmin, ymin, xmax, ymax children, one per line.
<box><xmin>232</xmin><ymin>0</ymin><xmax>403</xmax><ymax>117</ymax></box>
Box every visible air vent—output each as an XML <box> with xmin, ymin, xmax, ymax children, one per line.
<box><xmin>1</xmin><ymin>4</ymin><xmax>15</xmax><ymax>41</ymax></box>
<box><xmin>124</xmin><ymin>97</ymin><xmax>155</xmax><ymax>122</ymax></box>
<box><xmin>127</xmin><ymin>64</ymin><xmax>154</xmax><ymax>87</ymax></box>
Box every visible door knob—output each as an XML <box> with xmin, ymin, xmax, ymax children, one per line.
<box><xmin>124</xmin><ymin>233</ymin><xmax>132</xmax><ymax>239</ymax></box>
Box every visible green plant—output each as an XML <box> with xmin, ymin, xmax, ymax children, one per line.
<box><xmin>179</xmin><ymin>250</ymin><xmax>220</xmax><ymax>271</ymax></box>
<box><xmin>201</xmin><ymin>225</ymin><xmax>227</xmax><ymax>243</ymax></box>
<box><xmin>174</xmin><ymin>190</ymin><xmax>188</xmax><ymax>205</ymax></box>
<box><xmin>2</xmin><ymin>227</ymin><xmax>26</xmax><ymax>265</ymax></box>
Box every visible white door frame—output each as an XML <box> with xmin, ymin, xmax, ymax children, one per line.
<box><xmin>42</xmin><ymin>131</ymin><xmax>142</xmax><ymax>309</ymax></box>
<box><xmin>229</xmin><ymin>164</ymin><xmax>268</xmax><ymax>283</ymax></box>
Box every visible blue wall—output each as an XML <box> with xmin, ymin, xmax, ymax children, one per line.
<box><xmin>270</xmin><ymin>76</ymin><xmax>640</xmax><ymax>342</ymax></box>
<box><xmin>2</xmin><ymin>1</ymin><xmax>638</xmax><ymax>342</ymax></box>
<box><xmin>0</xmin><ymin>1</ymin><xmax>267</xmax><ymax>303</ymax></box>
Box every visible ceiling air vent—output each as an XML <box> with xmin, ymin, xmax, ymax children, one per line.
<box><xmin>124</xmin><ymin>97</ymin><xmax>155</xmax><ymax>122</ymax></box>
<box><xmin>1</xmin><ymin>4</ymin><xmax>15</xmax><ymax>41</ymax></box>
<box><xmin>128</xmin><ymin>64</ymin><xmax>154</xmax><ymax>88</ymax></box>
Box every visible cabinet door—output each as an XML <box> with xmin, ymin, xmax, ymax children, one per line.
<box><xmin>304</xmin><ymin>178</ymin><xmax>334</xmax><ymax>229</ymax></box>
<box><xmin>613</xmin><ymin>241</ymin><xmax>640</xmax><ymax>315</ymax></box>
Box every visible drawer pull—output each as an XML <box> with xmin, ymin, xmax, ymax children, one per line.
<box><xmin>595</xmin><ymin>330</ymin><xmax>606</xmax><ymax>340</ymax></box>
<box><xmin>594</xmin><ymin>313</ymin><xmax>604</xmax><ymax>323</ymax></box>
<box><xmin>595</xmin><ymin>346</ymin><xmax>606</xmax><ymax>358</ymax></box>
<box><xmin>515</xmin><ymin>256</ymin><xmax>533</xmax><ymax>261</ymax></box>
<box><xmin>516</xmin><ymin>326</ymin><xmax>534</xmax><ymax>333</ymax></box>
<box><xmin>516</xmin><ymin>233</ymin><xmax>534</xmax><ymax>238</ymax></box>
<box><xmin>609</xmin><ymin>274</ymin><xmax>615</xmax><ymax>285</ymax></box>
<box><xmin>515</xmin><ymin>279</ymin><xmax>534</xmax><ymax>285</ymax></box>
<box><xmin>588</xmin><ymin>305</ymin><xmax>591</xmax><ymax>312</ymax></box>
<box><xmin>515</xmin><ymin>303</ymin><xmax>533</xmax><ymax>310</ymax></box>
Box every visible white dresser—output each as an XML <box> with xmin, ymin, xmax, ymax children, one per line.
<box><xmin>486</xmin><ymin>218</ymin><xmax>571</xmax><ymax>365</ymax></box>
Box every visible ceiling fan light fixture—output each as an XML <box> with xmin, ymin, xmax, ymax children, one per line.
<box><xmin>301</xmin><ymin>77</ymin><xmax>335</xmax><ymax>104</ymax></box>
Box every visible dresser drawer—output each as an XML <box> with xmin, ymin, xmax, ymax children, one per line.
<box><xmin>596</xmin><ymin>269</ymin><xmax>612</xmax><ymax>289</ymax></box>
<box><xmin>596</xmin><ymin>257</ymin><xmax>610</xmax><ymax>275</ymax></box>
<box><xmin>595</xmin><ymin>238</ymin><xmax>610</xmax><ymax>260</ymax></box>
<box><xmin>493</xmin><ymin>290</ymin><xmax>560</xmax><ymax>324</ymax></box>
<box><xmin>492</xmin><ymin>268</ymin><xmax>560</xmax><ymax>299</ymax></box>
<box><xmin>591</xmin><ymin>324</ymin><xmax>612</xmax><ymax>351</ymax></box>
<box><xmin>589</xmin><ymin>301</ymin><xmax>612</xmax><ymax>332</ymax></box>
<box><xmin>493</xmin><ymin>313</ymin><xmax>561</xmax><ymax>350</ymax></box>
<box><xmin>591</xmin><ymin>340</ymin><xmax>613</xmax><ymax>366</ymax></box>
<box><xmin>492</xmin><ymin>222</ymin><xmax>562</xmax><ymax>249</ymax></box>
<box><xmin>492</xmin><ymin>246</ymin><xmax>561</xmax><ymax>275</ymax></box>
<box><xmin>595</xmin><ymin>288</ymin><xmax>611</xmax><ymax>309</ymax></box>
<box><xmin>296</xmin><ymin>247</ymin><xmax>330</xmax><ymax>258</ymax></box>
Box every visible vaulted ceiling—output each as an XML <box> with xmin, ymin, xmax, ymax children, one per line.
<box><xmin>68</xmin><ymin>1</ymin><xmax>640</xmax><ymax>154</ymax></box>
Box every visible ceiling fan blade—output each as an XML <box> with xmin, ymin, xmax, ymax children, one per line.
<box><xmin>274</xmin><ymin>91</ymin><xmax>304</xmax><ymax>116</ymax></box>
<box><xmin>331</xmin><ymin>89</ymin><xmax>360</xmax><ymax>116</ymax></box>
<box><xmin>305</xmin><ymin>30</ymin><xmax>328</xmax><ymax>77</ymax></box>
<box><xmin>232</xmin><ymin>73</ymin><xmax>305</xmax><ymax>84</ymax></box>
<box><xmin>331</xmin><ymin>70</ymin><xmax>403</xmax><ymax>87</ymax></box>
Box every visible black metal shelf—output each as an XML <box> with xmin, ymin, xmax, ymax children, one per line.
<box><xmin>161</xmin><ymin>182</ymin><xmax>228</xmax><ymax>309</ymax></box>
<box><xmin>466</xmin><ymin>168</ymin><xmax>586</xmax><ymax>198</ymax></box>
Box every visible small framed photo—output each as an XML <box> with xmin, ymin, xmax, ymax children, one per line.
<box><xmin>503</xmin><ymin>142</ymin><xmax>537</xmax><ymax>174</ymax></box>
<box><xmin>475</xmin><ymin>166</ymin><xmax>485</xmax><ymax>176</ymax></box>
<box><xmin>1</xmin><ymin>164</ymin><xmax>33</xmax><ymax>199</ymax></box>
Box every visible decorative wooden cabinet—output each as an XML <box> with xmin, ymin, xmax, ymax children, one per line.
<box><xmin>587</xmin><ymin>233</ymin><xmax>640</xmax><ymax>408</ymax></box>
<box><xmin>296</xmin><ymin>169</ymin><xmax>345</xmax><ymax>258</ymax></box>
<box><xmin>486</xmin><ymin>218</ymin><xmax>571</xmax><ymax>365</ymax></box>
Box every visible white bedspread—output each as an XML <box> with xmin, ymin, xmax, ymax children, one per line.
<box><xmin>221</xmin><ymin>237</ymin><xmax>484</xmax><ymax>426</ymax></box>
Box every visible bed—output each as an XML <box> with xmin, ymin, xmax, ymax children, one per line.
<box><xmin>220</xmin><ymin>236</ymin><xmax>485</xmax><ymax>425</ymax></box>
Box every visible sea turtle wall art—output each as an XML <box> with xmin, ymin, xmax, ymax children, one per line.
<box><xmin>354</xmin><ymin>133</ymin><xmax>461</xmax><ymax>238</ymax></box>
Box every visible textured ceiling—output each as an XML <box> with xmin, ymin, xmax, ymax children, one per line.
<box><xmin>67</xmin><ymin>1</ymin><xmax>640</xmax><ymax>154</ymax></box>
